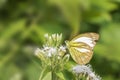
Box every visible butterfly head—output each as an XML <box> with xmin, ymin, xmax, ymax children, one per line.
<box><xmin>65</xmin><ymin>40</ymin><xmax>70</xmax><ymax>48</ymax></box>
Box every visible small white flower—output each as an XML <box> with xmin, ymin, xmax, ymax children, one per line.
<box><xmin>48</xmin><ymin>36</ymin><xmax>52</xmax><ymax>42</ymax></box>
<box><xmin>52</xmin><ymin>34</ymin><xmax>56</xmax><ymax>41</ymax></box>
<box><xmin>89</xmin><ymin>73</ymin><xmax>101</xmax><ymax>80</ymax></box>
<box><xmin>48</xmin><ymin>52</ymin><xmax>52</xmax><ymax>57</ymax></box>
<box><xmin>47</xmin><ymin>47</ymin><xmax>57</xmax><ymax>57</ymax></box>
<box><xmin>59</xmin><ymin>46</ymin><xmax>66</xmax><ymax>52</ymax></box>
<box><xmin>57</xmin><ymin>33</ymin><xmax>62</xmax><ymax>41</ymax></box>
<box><xmin>43</xmin><ymin>46</ymin><xmax>49</xmax><ymax>51</ymax></box>
<box><xmin>34</xmin><ymin>48</ymin><xmax>43</xmax><ymax>56</ymax></box>
<box><xmin>50</xmin><ymin>47</ymin><xmax>57</xmax><ymax>53</ymax></box>
<box><xmin>42</xmin><ymin>46</ymin><xmax>57</xmax><ymax>57</ymax></box>
<box><xmin>72</xmin><ymin>65</ymin><xmax>101</xmax><ymax>80</ymax></box>
<box><xmin>89</xmin><ymin>72</ymin><xmax>95</xmax><ymax>78</ymax></box>
<box><xmin>44</xmin><ymin>34</ymin><xmax>49</xmax><ymax>39</ymax></box>
<box><xmin>72</xmin><ymin>65</ymin><xmax>92</xmax><ymax>74</ymax></box>
<box><xmin>34</xmin><ymin>48</ymin><xmax>46</xmax><ymax>61</ymax></box>
<box><xmin>58</xmin><ymin>46</ymin><xmax>66</xmax><ymax>57</ymax></box>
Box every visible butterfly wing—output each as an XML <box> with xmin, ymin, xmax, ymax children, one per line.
<box><xmin>68</xmin><ymin>42</ymin><xmax>93</xmax><ymax>64</ymax></box>
<box><xmin>67</xmin><ymin>33</ymin><xmax>99</xmax><ymax>64</ymax></box>
<box><xmin>71</xmin><ymin>33</ymin><xmax>99</xmax><ymax>48</ymax></box>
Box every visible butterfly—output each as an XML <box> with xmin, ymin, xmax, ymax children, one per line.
<box><xmin>65</xmin><ymin>33</ymin><xmax>99</xmax><ymax>65</ymax></box>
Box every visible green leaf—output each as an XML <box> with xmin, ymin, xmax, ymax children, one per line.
<box><xmin>42</xmin><ymin>72</ymin><xmax>51</xmax><ymax>80</ymax></box>
<box><xmin>56</xmin><ymin>72</ymin><xmax>65</xmax><ymax>80</ymax></box>
<box><xmin>38</xmin><ymin>66</ymin><xmax>51</xmax><ymax>80</ymax></box>
<box><xmin>64</xmin><ymin>60</ymin><xmax>76</xmax><ymax>70</ymax></box>
<box><xmin>56</xmin><ymin>70</ymin><xmax>75</xmax><ymax>80</ymax></box>
<box><xmin>61</xmin><ymin>70</ymin><xmax>75</xmax><ymax>80</ymax></box>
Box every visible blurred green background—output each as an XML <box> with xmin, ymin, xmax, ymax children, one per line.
<box><xmin>0</xmin><ymin>0</ymin><xmax>120</xmax><ymax>80</ymax></box>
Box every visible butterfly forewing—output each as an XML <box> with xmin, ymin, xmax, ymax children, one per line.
<box><xmin>71</xmin><ymin>33</ymin><xmax>99</xmax><ymax>48</ymax></box>
<box><xmin>66</xmin><ymin>33</ymin><xmax>99</xmax><ymax>65</ymax></box>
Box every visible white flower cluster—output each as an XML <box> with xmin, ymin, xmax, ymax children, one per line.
<box><xmin>35</xmin><ymin>45</ymin><xmax>66</xmax><ymax>58</ymax></box>
<box><xmin>35</xmin><ymin>33</ymin><xmax>67</xmax><ymax>61</ymax></box>
<box><xmin>35</xmin><ymin>34</ymin><xmax>69</xmax><ymax>64</ymax></box>
<box><xmin>72</xmin><ymin>65</ymin><xmax>101</xmax><ymax>80</ymax></box>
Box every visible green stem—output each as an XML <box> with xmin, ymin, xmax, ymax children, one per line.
<box><xmin>52</xmin><ymin>71</ymin><xmax>55</xmax><ymax>80</ymax></box>
<box><xmin>39</xmin><ymin>67</ymin><xmax>46</xmax><ymax>80</ymax></box>
<box><xmin>51</xmin><ymin>57</ymin><xmax>58</xmax><ymax>80</ymax></box>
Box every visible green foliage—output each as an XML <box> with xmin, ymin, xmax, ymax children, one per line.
<box><xmin>96</xmin><ymin>23</ymin><xmax>120</xmax><ymax>62</ymax></box>
<box><xmin>0</xmin><ymin>0</ymin><xmax>120</xmax><ymax>80</ymax></box>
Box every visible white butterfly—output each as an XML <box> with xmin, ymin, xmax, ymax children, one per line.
<box><xmin>65</xmin><ymin>33</ymin><xmax>99</xmax><ymax>65</ymax></box>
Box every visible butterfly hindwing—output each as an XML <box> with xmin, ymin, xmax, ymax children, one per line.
<box><xmin>68</xmin><ymin>42</ymin><xmax>93</xmax><ymax>64</ymax></box>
